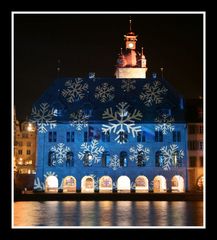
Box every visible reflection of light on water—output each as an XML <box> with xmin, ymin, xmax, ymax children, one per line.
<box><xmin>13</xmin><ymin>201</ymin><xmax>203</xmax><ymax>227</ymax></box>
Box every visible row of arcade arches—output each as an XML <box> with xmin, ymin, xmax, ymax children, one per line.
<box><xmin>45</xmin><ymin>175</ymin><xmax>185</xmax><ymax>193</ymax></box>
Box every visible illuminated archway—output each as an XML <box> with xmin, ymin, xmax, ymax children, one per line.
<box><xmin>117</xmin><ymin>176</ymin><xmax>131</xmax><ymax>193</ymax></box>
<box><xmin>81</xmin><ymin>176</ymin><xmax>95</xmax><ymax>193</ymax></box>
<box><xmin>45</xmin><ymin>175</ymin><xmax>58</xmax><ymax>193</ymax></box>
<box><xmin>63</xmin><ymin>176</ymin><xmax>76</xmax><ymax>193</ymax></box>
<box><xmin>171</xmin><ymin>175</ymin><xmax>185</xmax><ymax>192</ymax></box>
<box><xmin>135</xmin><ymin>176</ymin><xmax>149</xmax><ymax>193</ymax></box>
<box><xmin>153</xmin><ymin>175</ymin><xmax>167</xmax><ymax>193</ymax></box>
<box><xmin>197</xmin><ymin>175</ymin><xmax>204</xmax><ymax>191</ymax></box>
<box><xmin>99</xmin><ymin>176</ymin><xmax>113</xmax><ymax>193</ymax></box>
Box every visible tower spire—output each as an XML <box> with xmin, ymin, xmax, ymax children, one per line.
<box><xmin>129</xmin><ymin>17</ymin><xmax>132</xmax><ymax>32</ymax></box>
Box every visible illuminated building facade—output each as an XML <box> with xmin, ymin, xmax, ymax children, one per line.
<box><xmin>14</xmin><ymin>109</ymin><xmax>37</xmax><ymax>175</ymax></box>
<box><xmin>186</xmin><ymin>98</ymin><xmax>204</xmax><ymax>191</ymax></box>
<box><xmin>31</xmin><ymin>21</ymin><xmax>188</xmax><ymax>193</ymax></box>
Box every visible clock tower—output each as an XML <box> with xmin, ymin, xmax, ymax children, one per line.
<box><xmin>115</xmin><ymin>19</ymin><xmax>148</xmax><ymax>78</ymax></box>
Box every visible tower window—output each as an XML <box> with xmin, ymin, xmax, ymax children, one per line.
<box><xmin>155</xmin><ymin>131</ymin><xmax>163</xmax><ymax>142</ymax></box>
<box><xmin>66</xmin><ymin>131</ymin><xmax>75</xmax><ymax>142</ymax></box>
<box><xmin>173</xmin><ymin>131</ymin><xmax>181</xmax><ymax>142</ymax></box>
<box><xmin>48</xmin><ymin>131</ymin><xmax>57</xmax><ymax>142</ymax></box>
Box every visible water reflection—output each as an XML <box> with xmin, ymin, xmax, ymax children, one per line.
<box><xmin>14</xmin><ymin>201</ymin><xmax>203</xmax><ymax>227</ymax></box>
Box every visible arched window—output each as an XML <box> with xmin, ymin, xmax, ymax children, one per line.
<box><xmin>119</xmin><ymin>131</ymin><xmax>128</xmax><ymax>144</ymax></box>
<box><xmin>63</xmin><ymin>176</ymin><xmax>76</xmax><ymax>193</ymax></box>
<box><xmin>99</xmin><ymin>176</ymin><xmax>113</xmax><ymax>192</ymax></box>
<box><xmin>137</xmin><ymin>151</ymin><xmax>146</xmax><ymax>167</ymax></box>
<box><xmin>172</xmin><ymin>151</ymin><xmax>182</xmax><ymax>167</ymax></box>
<box><xmin>155</xmin><ymin>151</ymin><xmax>163</xmax><ymax>167</ymax></box>
<box><xmin>66</xmin><ymin>151</ymin><xmax>74</xmax><ymax>167</ymax></box>
<box><xmin>120</xmin><ymin>151</ymin><xmax>128</xmax><ymax>167</ymax></box>
<box><xmin>101</xmin><ymin>151</ymin><xmax>110</xmax><ymax>167</ymax></box>
<box><xmin>45</xmin><ymin>175</ymin><xmax>58</xmax><ymax>193</ymax></box>
<box><xmin>48</xmin><ymin>151</ymin><xmax>56</xmax><ymax>166</ymax></box>
<box><xmin>171</xmin><ymin>175</ymin><xmax>184</xmax><ymax>192</ymax></box>
<box><xmin>81</xmin><ymin>176</ymin><xmax>95</xmax><ymax>193</ymax></box>
<box><xmin>135</xmin><ymin>176</ymin><xmax>149</xmax><ymax>192</ymax></box>
<box><xmin>83</xmin><ymin>151</ymin><xmax>93</xmax><ymax>167</ymax></box>
<box><xmin>153</xmin><ymin>175</ymin><xmax>167</xmax><ymax>193</ymax></box>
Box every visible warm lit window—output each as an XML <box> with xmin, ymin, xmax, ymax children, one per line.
<box><xmin>22</xmin><ymin>133</ymin><xmax>29</xmax><ymax>138</ymax></box>
<box><xmin>26</xmin><ymin>150</ymin><xmax>31</xmax><ymax>155</ymax></box>
<box><xmin>18</xmin><ymin>150</ymin><xmax>22</xmax><ymax>155</ymax></box>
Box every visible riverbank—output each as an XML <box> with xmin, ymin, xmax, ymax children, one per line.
<box><xmin>14</xmin><ymin>191</ymin><xmax>203</xmax><ymax>201</ymax></box>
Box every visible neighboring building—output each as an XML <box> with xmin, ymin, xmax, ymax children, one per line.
<box><xmin>14</xmin><ymin>110</ymin><xmax>37</xmax><ymax>175</ymax></box>
<box><xmin>31</xmin><ymin>20</ymin><xmax>188</xmax><ymax>193</ymax></box>
<box><xmin>186</xmin><ymin>98</ymin><xmax>204</xmax><ymax>191</ymax></box>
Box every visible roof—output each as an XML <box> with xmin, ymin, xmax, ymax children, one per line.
<box><xmin>30</xmin><ymin>75</ymin><xmax>186</xmax><ymax>124</ymax></box>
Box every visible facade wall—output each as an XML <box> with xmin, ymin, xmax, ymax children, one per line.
<box><xmin>34</xmin><ymin>123</ymin><xmax>188</xmax><ymax>192</ymax></box>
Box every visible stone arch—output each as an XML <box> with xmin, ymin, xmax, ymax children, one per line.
<box><xmin>45</xmin><ymin>175</ymin><xmax>58</xmax><ymax>193</ymax></box>
<box><xmin>171</xmin><ymin>175</ymin><xmax>185</xmax><ymax>192</ymax></box>
<box><xmin>153</xmin><ymin>175</ymin><xmax>167</xmax><ymax>193</ymax></box>
<box><xmin>63</xmin><ymin>176</ymin><xmax>76</xmax><ymax>193</ymax></box>
<box><xmin>117</xmin><ymin>176</ymin><xmax>131</xmax><ymax>193</ymax></box>
<box><xmin>81</xmin><ymin>176</ymin><xmax>95</xmax><ymax>193</ymax></box>
<box><xmin>135</xmin><ymin>175</ymin><xmax>149</xmax><ymax>193</ymax></box>
<box><xmin>99</xmin><ymin>176</ymin><xmax>113</xmax><ymax>193</ymax></box>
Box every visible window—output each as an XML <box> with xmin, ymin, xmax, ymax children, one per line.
<box><xmin>188</xmin><ymin>125</ymin><xmax>196</xmax><ymax>134</ymax></box>
<box><xmin>66</xmin><ymin>132</ymin><xmax>75</xmax><ymax>142</ymax></box>
<box><xmin>102</xmin><ymin>131</ymin><xmax>110</xmax><ymax>142</ymax></box>
<box><xmin>18</xmin><ymin>142</ymin><xmax>23</xmax><ymax>146</ymax></box>
<box><xmin>119</xmin><ymin>132</ymin><xmax>128</xmax><ymax>144</ymax></box>
<box><xmin>83</xmin><ymin>152</ymin><xmax>92</xmax><ymax>167</ymax></box>
<box><xmin>155</xmin><ymin>151</ymin><xmax>163</xmax><ymax>167</ymax></box>
<box><xmin>22</xmin><ymin>133</ymin><xmax>28</xmax><ymax>138</ymax></box>
<box><xmin>18</xmin><ymin>150</ymin><xmax>22</xmax><ymax>155</ymax></box>
<box><xmin>84</xmin><ymin>132</ymin><xmax>88</xmax><ymax>142</ymax></box>
<box><xmin>172</xmin><ymin>151</ymin><xmax>182</xmax><ymax>167</ymax></box>
<box><xmin>48</xmin><ymin>151</ymin><xmax>56</xmax><ymax>166</ymax></box>
<box><xmin>199</xmin><ymin>157</ymin><xmax>203</xmax><ymax>167</ymax></box>
<box><xmin>120</xmin><ymin>151</ymin><xmax>128</xmax><ymax>167</ymax></box>
<box><xmin>26</xmin><ymin>150</ymin><xmax>31</xmax><ymax>155</ymax></box>
<box><xmin>26</xmin><ymin>142</ymin><xmax>31</xmax><ymax>147</ymax></box>
<box><xmin>188</xmin><ymin>141</ymin><xmax>199</xmax><ymax>150</ymax></box>
<box><xmin>101</xmin><ymin>151</ymin><xmax>110</xmax><ymax>167</ymax></box>
<box><xmin>48</xmin><ymin>131</ymin><xmax>57</xmax><ymax>142</ymax></box>
<box><xmin>189</xmin><ymin>156</ymin><xmax>197</xmax><ymax>167</ymax></box>
<box><xmin>155</xmin><ymin>131</ymin><xmax>163</xmax><ymax>142</ymax></box>
<box><xmin>137</xmin><ymin>151</ymin><xmax>146</xmax><ymax>167</ymax></box>
<box><xmin>66</xmin><ymin>151</ymin><xmax>74</xmax><ymax>167</ymax></box>
<box><xmin>137</xmin><ymin>131</ymin><xmax>146</xmax><ymax>142</ymax></box>
<box><xmin>173</xmin><ymin>131</ymin><xmax>181</xmax><ymax>142</ymax></box>
<box><xmin>199</xmin><ymin>125</ymin><xmax>203</xmax><ymax>134</ymax></box>
<box><xmin>199</xmin><ymin>141</ymin><xmax>203</xmax><ymax>150</ymax></box>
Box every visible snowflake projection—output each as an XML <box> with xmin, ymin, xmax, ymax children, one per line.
<box><xmin>61</xmin><ymin>78</ymin><xmax>88</xmax><ymax>103</ymax></box>
<box><xmin>139</xmin><ymin>80</ymin><xmax>168</xmax><ymax>106</ymax></box>
<box><xmin>44</xmin><ymin>171</ymin><xmax>58</xmax><ymax>179</ymax></box>
<box><xmin>95</xmin><ymin>82</ymin><xmax>115</xmax><ymax>103</ymax></box>
<box><xmin>31</xmin><ymin>103</ymin><xmax>57</xmax><ymax>133</ymax></box>
<box><xmin>121</xmin><ymin>79</ymin><xmax>136</xmax><ymax>92</ymax></box>
<box><xmin>160</xmin><ymin>144</ymin><xmax>184</xmax><ymax>171</ymax></box>
<box><xmin>155</xmin><ymin>113</ymin><xmax>175</xmax><ymax>135</ymax></box>
<box><xmin>50</xmin><ymin>143</ymin><xmax>71</xmax><ymax>165</ymax></box>
<box><xmin>78</xmin><ymin>139</ymin><xmax>105</xmax><ymax>164</ymax></box>
<box><xmin>109</xmin><ymin>155</ymin><xmax>121</xmax><ymax>170</ymax></box>
<box><xmin>69</xmin><ymin>109</ymin><xmax>89</xmax><ymax>130</ymax></box>
<box><xmin>102</xmin><ymin>102</ymin><xmax>143</xmax><ymax>143</ymax></box>
<box><xmin>129</xmin><ymin>144</ymin><xmax>150</xmax><ymax>165</ymax></box>
<box><xmin>34</xmin><ymin>177</ymin><xmax>45</xmax><ymax>190</ymax></box>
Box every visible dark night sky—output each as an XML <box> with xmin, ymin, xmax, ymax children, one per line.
<box><xmin>14</xmin><ymin>13</ymin><xmax>204</xmax><ymax>121</ymax></box>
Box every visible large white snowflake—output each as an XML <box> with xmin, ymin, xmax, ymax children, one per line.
<box><xmin>160</xmin><ymin>144</ymin><xmax>184</xmax><ymax>170</ymax></box>
<box><xmin>109</xmin><ymin>155</ymin><xmax>121</xmax><ymax>170</ymax></box>
<box><xmin>129</xmin><ymin>144</ymin><xmax>150</xmax><ymax>165</ymax></box>
<box><xmin>69</xmin><ymin>109</ymin><xmax>89</xmax><ymax>130</ymax></box>
<box><xmin>102</xmin><ymin>102</ymin><xmax>143</xmax><ymax>143</ymax></box>
<box><xmin>61</xmin><ymin>78</ymin><xmax>88</xmax><ymax>103</ymax></box>
<box><xmin>31</xmin><ymin>103</ymin><xmax>57</xmax><ymax>133</ymax></box>
<box><xmin>139</xmin><ymin>80</ymin><xmax>168</xmax><ymax>106</ymax></box>
<box><xmin>95</xmin><ymin>82</ymin><xmax>115</xmax><ymax>103</ymax></box>
<box><xmin>121</xmin><ymin>79</ymin><xmax>136</xmax><ymax>92</ymax></box>
<box><xmin>50</xmin><ymin>143</ymin><xmax>71</xmax><ymax>165</ymax></box>
<box><xmin>155</xmin><ymin>113</ymin><xmax>175</xmax><ymax>135</ymax></box>
<box><xmin>78</xmin><ymin>139</ymin><xmax>105</xmax><ymax>164</ymax></box>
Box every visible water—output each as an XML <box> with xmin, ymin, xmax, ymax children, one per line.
<box><xmin>14</xmin><ymin>201</ymin><xmax>203</xmax><ymax>227</ymax></box>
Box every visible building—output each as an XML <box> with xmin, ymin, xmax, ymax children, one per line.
<box><xmin>186</xmin><ymin>98</ymin><xmax>204</xmax><ymax>191</ymax></box>
<box><xmin>31</xmin><ymin>20</ymin><xmax>188</xmax><ymax>193</ymax></box>
<box><xmin>14</xmin><ymin>110</ymin><xmax>37</xmax><ymax>175</ymax></box>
